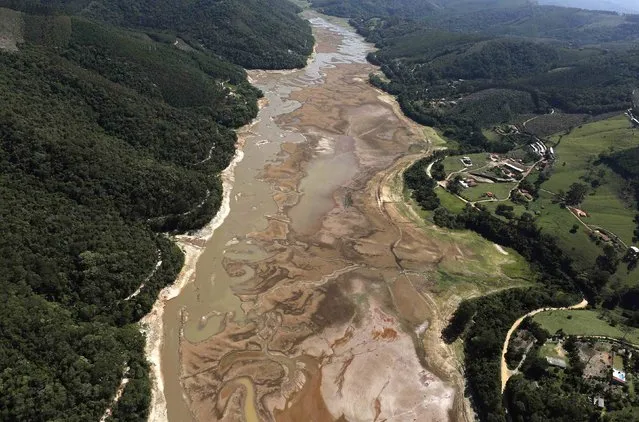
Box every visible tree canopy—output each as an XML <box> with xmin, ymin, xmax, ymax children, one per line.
<box><xmin>0</xmin><ymin>3</ymin><xmax>312</xmax><ymax>420</ymax></box>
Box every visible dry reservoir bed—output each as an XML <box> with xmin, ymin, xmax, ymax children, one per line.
<box><xmin>156</xmin><ymin>16</ymin><xmax>491</xmax><ymax>422</ymax></box>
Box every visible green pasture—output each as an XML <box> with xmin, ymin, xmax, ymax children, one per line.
<box><xmin>442</xmin><ymin>152</ymin><xmax>489</xmax><ymax>176</ymax></box>
<box><xmin>460</xmin><ymin>182</ymin><xmax>516</xmax><ymax>202</ymax></box>
<box><xmin>534</xmin><ymin>310</ymin><xmax>639</xmax><ymax>345</ymax></box>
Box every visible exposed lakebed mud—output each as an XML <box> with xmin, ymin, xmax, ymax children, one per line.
<box><xmin>158</xmin><ymin>16</ymin><xmax>475</xmax><ymax>422</ymax></box>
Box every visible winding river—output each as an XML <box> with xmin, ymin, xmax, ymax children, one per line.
<box><xmin>149</xmin><ymin>14</ymin><xmax>475</xmax><ymax>422</ymax></box>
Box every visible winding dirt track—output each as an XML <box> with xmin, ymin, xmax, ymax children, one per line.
<box><xmin>500</xmin><ymin>298</ymin><xmax>588</xmax><ymax>392</ymax></box>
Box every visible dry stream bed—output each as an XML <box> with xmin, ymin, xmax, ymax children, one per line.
<box><xmin>147</xmin><ymin>15</ymin><xmax>523</xmax><ymax>422</ymax></box>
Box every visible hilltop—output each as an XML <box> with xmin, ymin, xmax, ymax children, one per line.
<box><xmin>0</xmin><ymin>0</ymin><xmax>314</xmax><ymax>68</ymax></box>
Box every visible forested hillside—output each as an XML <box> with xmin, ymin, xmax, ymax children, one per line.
<box><xmin>317</xmin><ymin>0</ymin><xmax>639</xmax><ymax>152</ymax></box>
<box><xmin>0</xmin><ymin>3</ymin><xmax>311</xmax><ymax>420</ymax></box>
<box><xmin>0</xmin><ymin>0</ymin><xmax>314</xmax><ymax>68</ymax></box>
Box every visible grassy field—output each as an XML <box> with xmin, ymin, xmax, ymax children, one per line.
<box><xmin>534</xmin><ymin>310</ymin><xmax>639</xmax><ymax>345</ymax></box>
<box><xmin>436</xmin><ymin>187</ymin><xmax>467</xmax><ymax>213</ymax></box>
<box><xmin>534</xmin><ymin>190</ymin><xmax>604</xmax><ymax>268</ymax></box>
<box><xmin>482</xmin><ymin>200</ymin><xmax>529</xmax><ymax>218</ymax></box>
<box><xmin>399</xmin><ymin>185</ymin><xmax>535</xmax><ymax>300</ymax></box>
<box><xmin>441</xmin><ymin>152</ymin><xmax>489</xmax><ymax>176</ymax></box>
<box><xmin>424</xmin><ymin>126</ymin><xmax>450</xmax><ymax>148</ymax></box>
<box><xmin>439</xmin><ymin>115</ymin><xmax>639</xmax><ymax>283</ymax></box>
<box><xmin>461</xmin><ymin>182</ymin><xmax>517</xmax><ymax>202</ymax></box>
<box><xmin>541</xmin><ymin>114</ymin><xmax>637</xmax><ymax>245</ymax></box>
<box><xmin>531</xmin><ymin>114</ymin><xmax>639</xmax><ymax>283</ymax></box>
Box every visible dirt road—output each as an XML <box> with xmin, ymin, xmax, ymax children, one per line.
<box><xmin>500</xmin><ymin>298</ymin><xmax>588</xmax><ymax>392</ymax></box>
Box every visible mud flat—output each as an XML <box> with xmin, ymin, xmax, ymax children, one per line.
<box><xmin>156</xmin><ymin>15</ymin><xmax>493</xmax><ymax>422</ymax></box>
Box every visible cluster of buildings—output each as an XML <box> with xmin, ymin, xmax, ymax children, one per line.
<box><xmin>530</xmin><ymin>140</ymin><xmax>555</xmax><ymax>159</ymax></box>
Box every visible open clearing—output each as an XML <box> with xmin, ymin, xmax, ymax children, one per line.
<box><xmin>441</xmin><ymin>152</ymin><xmax>488</xmax><ymax>175</ymax></box>
<box><xmin>534</xmin><ymin>309</ymin><xmax>639</xmax><ymax>345</ymax></box>
<box><xmin>540</xmin><ymin>115</ymin><xmax>637</xmax><ymax>245</ymax></box>
<box><xmin>462</xmin><ymin>182</ymin><xmax>517</xmax><ymax>202</ymax></box>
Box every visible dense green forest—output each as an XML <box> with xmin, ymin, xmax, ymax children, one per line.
<box><xmin>0</xmin><ymin>3</ymin><xmax>311</xmax><ymax>421</ymax></box>
<box><xmin>1</xmin><ymin>0</ymin><xmax>314</xmax><ymax>69</ymax></box>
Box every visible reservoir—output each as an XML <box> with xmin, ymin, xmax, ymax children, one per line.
<box><xmin>153</xmin><ymin>14</ymin><xmax>465</xmax><ymax>422</ymax></box>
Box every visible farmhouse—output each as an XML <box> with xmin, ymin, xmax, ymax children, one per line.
<box><xmin>464</xmin><ymin>177</ymin><xmax>478</xmax><ymax>187</ymax></box>
<box><xmin>612</xmin><ymin>368</ymin><xmax>627</xmax><ymax>384</ymax></box>
<box><xmin>569</xmin><ymin>207</ymin><xmax>588</xmax><ymax>218</ymax></box>
<box><xmin>630</xmin><ymin>246</ymin><xmax>639</xmax><ymax>256</ymax></box>
<box><xmin>461</xmin><ymin>156</ymin><xmax>472</xmax><ymax>166</ymax></box>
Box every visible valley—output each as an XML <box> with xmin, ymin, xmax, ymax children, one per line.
<box><xmin>156</xmin><ymin>14</ymin><xmax>530</xmax><ymax>422</ymax></box>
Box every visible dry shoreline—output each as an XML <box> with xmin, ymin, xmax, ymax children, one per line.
<box><xmin>140</xmin><ymin>117</ymin><xmax>260</xmax><ymax>422</ymax></box>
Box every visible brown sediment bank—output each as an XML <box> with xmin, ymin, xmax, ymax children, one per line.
<box><xmin>155</xmin><ymin>15</ymin><xmax>480</xmax><ymax>422</ymax></box>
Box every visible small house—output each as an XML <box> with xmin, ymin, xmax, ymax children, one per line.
<box><xmin>465</xmin><ymin>178</ymin><xmax>478</xmax><ymax>187</ymax></box>
<box><xmin>570</xmin><ymin>207</ymin><xmax>588</xmax><ymax>218</ymax></box>
<box><xmin>593</xmin><ymin>397</ymin><xmax>605</xmax><ymax>409</ymax></box>
<box><xmin>612</xmin><ymin>368</ymin><xmax>626</xmax><ymax>384</ymax></box>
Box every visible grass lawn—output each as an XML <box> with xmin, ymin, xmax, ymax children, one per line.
<box><xmin>613</xmin><ymin>354</ymin><xmax>624</xmax><ymax>369</ymax></box>
<box><xmin>461</xmin><ymin>182</ymin><xmax>516</xmax><ymax>202</ymax></box>
<box><xmin>538</xmin><ymin>341</ymin><xmax>565</xmax><ymax>360</ymax></box>
<box><xmin>534</xmin><ymin>309</ymin><xmax>639</xmax><ymax>345</ymax></box>
<box><xmin>482</xmin><ymin>200</ymin><xmax>529</xmax><ymax>219</ymax></box>
<box><xmin>436</xmin><ymin>187</ymin><xmax>466</xmax><ymax>213</ymax></box>
<box><xmin>399</xmin><ymin>185</ymin><xmax>535</xmax><ymax>301</ymax></box>
<box><xmin>442</xmin><ymin>152</ymin><xmax>488</xmax><ymax>176</ymax></box>
<box><xmin>534</xmin><ymin>192</ymin><xmax>602</xmax><ymax>268</ymax></box>
<box><xmin>524</xmin><ymin>114</ymin><xmax>639</xmax><ymax>283</ymax></box>
<box><xmin>424</xmin><ymin>126</ymin><xmax>450</xmax><ymax>148</ymax></box>
<box><xmin>482</xmin><ymin>128</ymin><xmax>501</xmax><ymax>143</ymax></box>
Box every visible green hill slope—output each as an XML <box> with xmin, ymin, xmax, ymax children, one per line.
<box><xmin>1</xmin><ymin>0</ymin><xmax>314</xmax><ymax>68</ymax></box>
<box><xmin>0</xmin><ymin>4</ymin><xmax>311</xmax><ymax>420</ymax></box>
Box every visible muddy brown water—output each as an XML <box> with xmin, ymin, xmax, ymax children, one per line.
<box><xmin>159</xmin><ymin>15</ymin><xmax>466</xmax><ymax>422</ymax></box>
